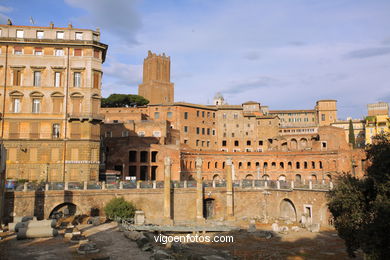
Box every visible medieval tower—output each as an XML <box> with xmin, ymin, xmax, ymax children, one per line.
<box><xmin>138</xmin><ymin>51</ymin><xmax>174</xmax><ymax>104</ymax></box>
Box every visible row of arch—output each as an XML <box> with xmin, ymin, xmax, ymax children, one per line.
<box><xmin>211</xmin><ymin>173</ymin><xmax>332</xmax><ymax>182</ymax></box>
<box><xmin>183</xmin><ymin>159</ymin><xmax>332</xmax><ymax>171</ymax></box>
<box><xmin>9</xmin><ymin>90</ymin><xmax>100</xmax><ymax>99</ymax></box>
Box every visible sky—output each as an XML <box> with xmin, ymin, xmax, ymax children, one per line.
<box><xmin>1</xmin><ymin>0</ymin><xmax>390</xmax><ymax>119</ymax></box>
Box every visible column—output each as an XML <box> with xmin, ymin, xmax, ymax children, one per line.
<box><xmin>163</xmin><ymin>156</ymin><xmax>173</xmax><ymax>224</ymax></box>
<box><xmin>195</xmin><ymin>158</ymin><xmax>204</xmax><ymax>223</ymax></box>
<box><xmin>226</xmin><ymin>158</ymin><xmax>234</xmax><ymax>220</ymax></box>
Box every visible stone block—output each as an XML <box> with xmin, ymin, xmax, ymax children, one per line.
<box><xmin>134</xmin><ymin>211</ymin><xmax>145</xmax><ymax>225</ymax></box>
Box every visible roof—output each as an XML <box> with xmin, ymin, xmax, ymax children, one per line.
<box><xmin>269</xmin><ymin>109</ymin><xmax>315</xmax><ymax>114</ymax></box>
<box><xmin>242</xmin><ymin>101</ymin><xmax>259</xmax><ymax>105</ymax></box>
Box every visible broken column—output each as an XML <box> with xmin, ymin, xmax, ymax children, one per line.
<box><xmin>226</xmin><ymin>158</ymin><xmax>234</xmax><ymax>220</ymax></box>
<box><xmin>163</xmin><ymin>156</ymin><xmax>173</xmax><ymax>224</ymax></box>
<box><xmin>195</xmin><ymin>158</ymin><xmax>204</xmax><ymax>223</ymax></box>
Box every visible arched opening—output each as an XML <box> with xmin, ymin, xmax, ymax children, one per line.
<box><xmin>288</xmin><ymin>161</ymin><xmax>292</xmax><ymax>169</ymax></box>
<box><xmin>263</xmin><ymin>162</ymin><xmax>268</xmax><ymax>169</ymax></box>
<box><xmin>238</xmin><ymin>162</ymin><xmax>242</xmax><ymax>169</ymax></box>
<box><xmin>245</xmin><ymin>174</ymin><xmax>254</xmax><ymax>180</ymax></box>
<box><xmin>295</xmin><ymin>174</ymin><xmax>302</xmax><ymax>182</ymax></box>
<box><xmin>311</xmin><ymin>174</ymin><xmax>317</xmax><ymax>182</ymax></box>
<box><xmin>281</xmin><ymin>142</ymin><xmax>288</xmax><ymax>151</ymax></box>
<box><xmin>247</xmin><ymin>162</ymin><xmax>251</xmax><ymax>169</ymax></box>
<box><xmin>296</xmin><ymin>162</ymin><xmax>300</xmax><ymax>169</ymax></box>
<box><xmin>304</xmin><ymin>161</ymin><xmax>308</xmax><ymax>169</ymax></box>
<box><xmin>188</xmin><ymin>175</ymin><xmax>194</xmax><ymax>181</ymax></box>
<box><xmin>280</xmin><ymin>199</ymin><xmax>297</xmax><ymax>222</ymax></box>
<box><xmin>326</xmin><ymin>174</ymin><xmax>332</xmax><ymax>181</ymax></box>
<box><xmin>213</xmin><ymin>174</ymin><xmax>221</xmax><ymax>181</ymax></box>
<box><xmin>255</xmin><ymin>162</ymin><xmax>260</xmax><ymax>167</ymax></box>
<box><xmin>278</xmin><ymin>175</ymin><xmax>286</xmax><ymax>181</ymax></box>
<box><xmin>279</xmin><ymin>162</ymin><xmax>284</xmax><ymax>169</ymax></box>
<box><xmin>300</xmin><ymin>138</ymin><xmax>308</xmax><ymax>149</ymax></box>
<box><xmin>262</xmin><ymin>174</ymin><xmax>269</xmax><ymax>180</ymax></box>
<box><xmin>271</xmin><ymin>162</ymin><xmax>276</xmax><ymax>169</ymax></box>
<box><xmin>319</xmin><ymin>161</ymin><xmax>323</xmax><ymax>169</ymax></box>
<box><xmin>222</xmin><ymin>162</ymin><xmax>225</xmax><ymax>169</ymax></box>
<box><xmin>207</xmin><ymin>161</ymin><xmax>210</xmax><ymax>169</ymax></box>
<box><xmin>49</xmin><ymin>202</ymin><xmax>77</xmax><ymax>219</ymax></box>
<box><xmin>214</xmin><ymin>162</ymin><xmax>218</xmax><ymax>169</ymax></box>
<box><xmin>290</xmin><ymin>139</ymin><xmax>298</xmax><ymax>150</ymax></box>
<box><xmin>203</xmin><ymin>198</ymin><xmax>215</xmax><ymax>219</ymax></box>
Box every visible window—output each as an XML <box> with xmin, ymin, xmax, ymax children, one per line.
<box><xmin>93</xmin><ymin>49</ymin><xmax>100</xmax><ymax>59</ymax></box>
<box><xmin>16</xmin><ymin>30</ymin><xmax>24</xmax><ymax>38</ymax></box>
<box><xmin>167</xmin><ymin>112</ymin><xmax>173</xmax><ymax>119</ymax></box>
<box><xmin>56</xmin><ymin>31</ymin><xmax>64</xmax><ymax>39</ymax></box>
<box><xmin>153</xmin><ymin>131</ymin><xmax>161</xmax><ymax>137</ymax></box>
<box><xmin>75</xmin><ymin>32</ymin><xmax>83</xmax><ymax>40</ymax></box>
<box><xmin>247</xmin><ymin>140</ymin><xmax>251</xmax><ymax>146</ymax></box>
<box><xmin>74</xmin><ymin>72</ymin><xmax>81</xmax><ymax>87</ymax></box>
<box><xmin>234</xmin><ymin>140</ymin><xmax>239</xmax><ymax>146</ymax></box>
<box><xmin>197</xmin><ymin>111</ymin><xmax>200</xmax><ymax>117</ymax></box>
<box><xmin>34</xmin><ymin>47</ymin><xmax>43</xmax><ymax>55</ymax></box>
<box><xmin>93</xmin><ymin>71</ymin><xmax>100</xmax><ymax>89</ymax></box>
<box><xmin>213</xmin><ymin>112</ymin><xmax>215</xmax><ymax>118</ymax></box>
<box><xmin>207</xmin><ymin>112</ymin><xmax>210</xmax><ymax>117</ymax></box>
<box><xmin>207</xmin><ymin>128</ymin><xmax>210</xmax><ymax>135</ymax></box>
<box><xmin>212</xmin><ymin>129</ymin><xmax>216</xmax><ymax>135</ymax></box>
<box><xmin>13</xmin><ymin>70</ymin><xmax>21</xmax><ymax>86</ymax></box>
<box><xmin>33</xmin><ymin>71</ymin><xmax>41</xmax><ymax>86</ymax></box>
<box><xmin>14</xmin><ymin>46</ymin><xmax>22</xmax><ymax>55</ymax></box>
<box><xmin>138</xmin><ymin>131</ymin><xmax>145</xmax><ymax>137</ymax></box>
<box><xmin>321</xmin><ymin>114</ymin><xmax>325</xmax><ymax>121</ymax></box>
<box><xmin>196</xmin><ymin>127</ymin><xmax>200</xmax><ymax>134</ymax></box>
<box><xmin>55</xmin><ymin>49</ymin><xmax>64</xmax><ymax>56</ymax></box>
<box><xmin>184</xmin><ymin>112</ymin><xmax>188</xmax><ymax>119</ymax></box>
<box><xmin>12</xmin><ymin>98</ymin><xmax>21</xmax><ymax>113</ymax></box>
<box><xmin>54</xmin><ymin>72</ymin><xmax>61</xmax><ymax>87</ymax></box>
<box><xmin>232</xmin><ymin>133</ymin><xmax>235</xmax><ymax>137</ymax></box>
<box><xmin>202</xmin><ymin>128</ymin><xmax>205</xmax><ymax>135</ymax></box>
<box><xmin>202</xmin><ymin>111</ymin><xmax>205</xmax><ymax>117</ymax></box>
<box><xmin>52</xmin><ymin>124</ymin><xmax>60</xmax><ymax>138</ymax></box>
<box><xmin>74</xmin><ymin>49</ymin><xmax>82</xmax><ymax>56</ymax></box>
<box><xmin>184</xmin><ymin>126</ymin><xmax>188</xmax><ymax>133</ymax></box>
<box><xmin>222</xmin><ymin>140</ymin><xmax>227</xmax><ymax>146</ymax></box>
<box><xmin>32</xmin><ymin>99</ymin><xmax>41</xmax><ymax>113</ymax></box>
<box><xmin>36</xmin><ymin>31</ymin><xmax>44</xmax><ymax>39</ymax></box>
<box><xmin>234</xmin><ymin>113</ymin><xmax>238</xmax><ymax>119</ymax></box>
<box><xmin>223</xmin><ymin>113</ymin><xmax>227</xmax><ymax>119</ymax></box>
<box><xmin>154</xmin><ymin>112</ymin><xmax>160</xmax><ymax>119</ymax></box>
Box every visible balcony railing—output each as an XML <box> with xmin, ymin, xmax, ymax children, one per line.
<box><xmin>67</xmin><ymin>113</ymin><xmax>104</xmax><ymax>121</ymax></box>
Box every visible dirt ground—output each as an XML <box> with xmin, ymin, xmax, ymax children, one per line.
<box><xmin>0</xmin><ymin>222</ymin><xmax>151</xmax><ymax>260</ymax></box>
<box><xmin>0</xmin><ymin>222</ymin><xmax>361</xmax><ymax>260</ymax></box>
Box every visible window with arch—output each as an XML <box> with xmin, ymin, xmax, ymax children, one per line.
<box><xmin>304</xmin><ymin>161</ymin><xmax>308</xmax><ymax>169</ymax></box>
<box><xmin>238</xmin><ymin>162</ymin><xmax>242</xmax><ymax>169</ymax></box>
<box><xmin>319</xmin><ymin>161</ymin><xmax>323</xmax><ymax>169</ymax></box>
<box><xmin>295</xmin><ymin>174</ymin><xmax>302</xmax><ymax>182</ymax></box>
<box><xmin>288</xmin><ymin>161</ymin><xmax>292</xmax><ymax>169</ymax></box>
<box><xmin>263</xmin><ymin>162</ymin><xmax>268</xmax><ymax>169</ymax></box>
<box><xmin>280</xmin><ymin>162</ymin><xmax>284</xmax><ymax>169</ymax></box>
<box><xmin>247</xmin><ymin>162</ymin><xmax>251</xmax><ymax>168</ymax></box>
<box><xmin>296</xmin><ymin>162</ymin><xmax>300</xmax><ymax>169</ymax></box>
<box><xmin>312</xmin><ymin>161</ymin><xmax>316</xmax><ymax>169</ymax></box>
<box><xmin>214</xmin><ymin>162</ymin><xmax>218</xmax><ymax>168</ymax></box>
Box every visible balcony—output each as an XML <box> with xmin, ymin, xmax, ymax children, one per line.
<box><xmin>67</xmin><ymin>113</ymin><xmax>104</xmax><ymax>122</ymax></box>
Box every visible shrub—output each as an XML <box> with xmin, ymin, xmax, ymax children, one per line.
<box><xmin>104</xmin><ymin>197</ymin><xmax>136</xmax><ymax>221</ymax></box>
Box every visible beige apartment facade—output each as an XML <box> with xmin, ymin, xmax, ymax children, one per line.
<box><xmin>0</xmin><ymin>23</ymin><xmax>107</xmax><ymax>182</ymax></box>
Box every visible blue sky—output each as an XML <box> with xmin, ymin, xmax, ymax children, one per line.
<box><xmin>1</xmin><ymin>0</ymin><xmax>390</xmax><ymax>119</ymax></box>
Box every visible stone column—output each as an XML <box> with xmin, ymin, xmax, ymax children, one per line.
<box><xmin>163</xmin><ymin>156</ymin><xmax>173</xmax><ymax>224</ymax></box>
<box><xmin>226</xmin><ymin>159</ymin><xmax>234</xmax><ymax>220</ymax></box>
<box><xmin>195</xmin><ymin>158</ymin><xmax>204</xmax><ymax>223</ymax></box>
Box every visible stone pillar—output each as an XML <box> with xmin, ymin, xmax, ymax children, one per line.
<box><xmin>277</xmin><ymin>180</ymin><xmax>280</xmax><ymax>189</ymax></box>
<box><xmin>329</xmin><ymin>181</ymin><xmax>333</xmax><ymax>190</ymax></box>
<box><xmin>226</xmin><ymin>159</ymin><xmax>234</xmax><ymax>220</ymax></box>
<box><xmin>152</xmin><ymin>181</ymin><xmax>156</xmax><ymax>189</ymax></box>
<box><xmin>309</xmin><ymin>180</ymin><xmax>313</xmax><ymax>190</ymax></box>
<box><xmin>264</xmin><ymin>180</ymin><xmax>268</xmax><ymax>188</ymax></box>
<box><xmin>291</xmin><ymin>181</ymin><xmax>294</xmax><ymax>189</ymax></box>
<box><xmin>45</xmin><ymin>183</ymin><xmax>49</xmax><ymax>191</ymax></box>
<box><xmin>163</xmin><ymin>157</ymin><xmax>173</xmax><ymax>224</ymax></box>
<box><xmin>23</xmin><ymin>182</ymin><xmax>28</xmax><ymax>192</ymax></box>
<box><xmin>184</xmin><ymin>180</ymin><xmax>188</xmax><ymax>188</ymax></box>
<box><xmin>64</xmin><ymin>182</ymin><xmax>69</xmax><ymax>191</ymax></box>
<box><xmin>102</xmin><ymin>181</ymin><xmax>106</xmax><ymax>190</ymax></box>
<box><xmin>83</xmin><ymin>181</ymin><xmax>87</xmax><ymax>190</ymax></box>
<box><xmin>136</xmin><ymin>181</ymin><xmax>140</xmax><ymax>189</ymax></box>
<box><xmin>195</xmin><ymin>158</ymin><xmax>204</xmax><ymax>223</ymax></box>
<box><xmin>119</xmin><ymin>181</ymin><xmax>123</xmax><ymax>189</ymax></box>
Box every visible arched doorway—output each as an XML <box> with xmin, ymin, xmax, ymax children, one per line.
<box><xmin>203</xmin><ymin>198</ymin><xmax>215</xmax><ymax>219</ymax></box>
<box><xmin>213</xmin><ymin>174</ymin><xmax>221</xmax><ymax>181</ymax></box>
<box><xmin>280</xmin><ymin>199</ymin><xmax>297</xmax><ymax>222</ymax></box>
<box><xmin>245</xmin><ymin>174</ymin><xmax>254</xmax><ymax>180</ymax></box>
<box><xmin>49</xmin><ymin>202</ymin><xmax>77</xmax><ymax>219</ymax></box>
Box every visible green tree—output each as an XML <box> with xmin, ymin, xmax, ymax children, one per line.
<box><xmin>348</xmin><ymin>119</ymin><xmax>356</xmax><ymax>148</ymax></box>
<box><xmin>327</xmin><ymin>134</ymin><xmax>390</xmax><ymax>259</ymax></box>
<box><xmin>101</xmin><ymin>94</ymin><xmax>149</xmax><ymax>107</ymax></box>
<box><xmin>104</xmin><ymin>197</ymin><xmax>136</xmax><ymax>221</ymax></box>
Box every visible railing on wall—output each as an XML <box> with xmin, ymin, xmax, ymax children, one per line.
<box><xmin>5</xmin><ymin>179</ymin><xmax>333</xmax><ymax>192</ymax></box>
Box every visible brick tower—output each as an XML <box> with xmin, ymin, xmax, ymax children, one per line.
<box><xmin>138</xmin><ymin>51</ymin><xmax>174</xmax><ymax>104</ymax></box>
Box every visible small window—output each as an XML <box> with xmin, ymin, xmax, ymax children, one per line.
<box><xmin>36</xmin><ymin>31</ymin><xmax>44</xmax><ymax>39</ymax></box>
<box><xmin>247</xmin><ymin>140</ymin><xmax>251</xmax><ymax>146</ymax></box>
<box><xmin>75</xmin><ymin>32</ymin><xmax>83</xmax><ymax>40</ymax></box>
<box><xmin>222</xmin><ymin>140</ymin><xmax>227</xmax><ymax>146</ymax></box>
<box><xmin>184</xmin><ymin>126</ymin><xmax>188</xmax><ymax>132</ymax></box>
<box><xmin>52</xmin><ymin>124</ymin><xmax>60</xmax><ymax>138</ymax></box>
<box><xmin>55</xmin><ymin>49</ymin><xmax>64</xmax><ymax>56</ymax></box>
<box><xmin>33</xmin><ymin>71</ymin><xmax>41</xmax><ymax>86</ymax></box>
<box><xmin>34</xmin><ymin>47</ymin><xmax>43</xmax><ymax>56</ymax></box>
<box><xmin>154</xmin><ymin>112</ymin><xmax>160</xmax><ymax>119</ymax></box>
<box><xmin>223</xmin><ymin>113</ymin><xmax>227</xmax><ymax>119</ymax></box>
<box><xmin>184</xmin><ymin>112</ymin><xmax>188</xmax><ymax>119</ymax></box>
<box><xmin>202</xmin><ymin>128</ymin><xmax>205</xmax><ymax>135</ymax></box>
<box><xmin>12</xmin><ymin>98</ymin><xmax>21</xmax><ymax>113</ymax></box>
<box><xmin>196</xmin><ymin>127</ymin><xmax>200</xmax><ymax>134</ymax></box>
<box><xmin>234</xmin><ymin>140</ymin><xmax>239</xmax><ymax>146</ymax></box>
<box><xmin>16</xmin><ymin>30</ymin><xmax>24</xmax><ymax>38</ymax></box>
<box><xmin>73</xmin><ymin>72</ymin><xmax>81</xmax><ymax>87</ymax></box>
<box><xmin>56</xmin><ymin>31</ymin><xmax>64</xmax><ymax>39</ymax></box>
<box><xmin>54</xmin><ymin>72</ymin><xmax>61</xmax><ymax>87</ymax></box>
<box><xmin>234</xmin><ymin>113</ymin><xmax>238</xmax><ymax>119</ymax></box>
<box><xmin>32</xmin><ymin>99</ymin><xmax>41</xmax><ymax>113</ymax></box>
<box><xmin>321</xmin><ymin>114</ymin><xmax>325</xmax><ymax>121</ymax></box>
<box><xmin>196</xmin><ymin>111</ymin><xmax>200</xmax><ymax>117</ymax></box>
<box><xmin>93</xmin><ymin>49</ymin><xmax>100</xmax><ymax>59</ymax></box>
<box><xmin>202</xmin><ymin>111</ymin><xmax>205</xmax><ymax>117</ymax></box>
<box><xmin>167</xmin><ymin>111</ymin><xmax>173</xmax><ymax>119</ymax></box>
<box><xmin>74</xmin><ymin>49</ymin><xmax>82</xmax><ymax>56</ymax></box>
<box><xmin>14</xmin><ymin>46</ymin><xmax>23</xmax><ymax>55</ymax></box>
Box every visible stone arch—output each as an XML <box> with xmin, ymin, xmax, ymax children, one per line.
<box><xmin>245</xmin><ymin>174</ymin><xmax>254</xmax><ymax>180</ymax></box>
<box><xmin>214</xmin><ymin>162</ymin><xmax>218</xmax><ymax>169</ymax></box>
<box><xmin>281</xmin><ymin>142</ymin><xmax>288</xmax><ymax>151</ymax></box>
<box><xmin>51</xmin><ymin>91</ymin><xmax>64</xmax><ymax>97</ymax></box>
<box><xmin>262</xmin><ymin>174</ymin><xmax>269</xmax><ymax>180</ymax></box>
<box><xmin>278</xmin><ymin>175</ymin><xmax>286</xmax><ymax>181</ymax></box>
<box><xmin>213</xmin><ymin>174</ymin><xmax>221</xmax><ymax>181</ymax></box>
<box><xmin>70</xmin><ymin>92</ymin><xmax>84</xmax><ymax>98</ymax></box>
<box><xmin>280</xmin><ymin>199</ymin><xmax>297</xmax><ymax>222</ymax></box>
<box><xmin>311</xmin><ymin>174</ymin><xmax>317</xmax><ymax>182</ymax></box>
<box><xmin>9</xmin><ymin>90</ymin><xmax>24</xmax><ymax>97</ymax></box>
<box><xmin>290</xmin><ymin>139</ymin><xmax>298</xmax><ymax>150</ymax></box>
<box><xmin>29</xmin><ymin>91</ymin><xmax>44</xmax><ymax>97</ymax></box>
<box><xmin>300</xmin><ymin>138</ymin><xmax>308</xmax><ymax>149</ymax></box>
<box><xmin>325</xmin><ymin>174</ymin><xmax>332</xmax><ymax>181</ymax></box>
<box><xmin>295</xmin><ymin>174</ymin><xmax>302</xmax><ymax>182</ymax></box>
<box><xmin>49</xmin><ymin>202</ymin><xmax>78</xmax><ymax>219</ymax></box>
